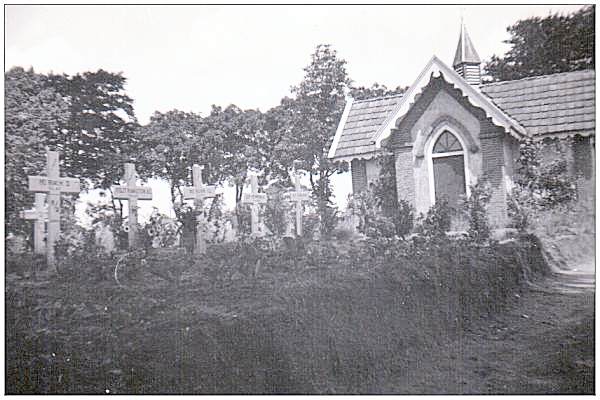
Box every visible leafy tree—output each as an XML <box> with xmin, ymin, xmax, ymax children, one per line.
<box><xmin>45</xmin><ymin>70</ymin><xmax>139</xmax><ymax>190</ymax></box>
<box><xmin>207</xmin><ymin>105</ymin><xmax>267</xmax><ymax>205</ymax></box>
<box><xmin>5</xmin><ymin>67</ymin><xmax>70</xmax><ymax>239</ymax></box>
<box><xmin>485</xmin><ymin>6</ymin><xmax>594</xmax><ymax>81</ymax></box>
<box><xmin>207</xmin><ymin>104</ymin><xmax>293</xmax><ymax>226</ymax></box>
<box><xmin>349</xmin><ymin>83</ymin><xmax>407</xmax><ymax>100</ymax></box>
<box><xmin>136</xmin><ymin>110</ymin><xmax>224</xmax><ymax>226</ymax></box>
<box><xmin>278</xmin><ymin>44</ymin><xmax>351</xmax><ymax>234</ymax></box>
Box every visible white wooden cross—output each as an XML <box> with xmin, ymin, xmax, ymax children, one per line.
<box><xmin>20</xmin><ymin>193</ymin><xmax>48</xmax><ymax>255</ymax></box>
<box><xmin>242</xmin><ymin>174</ymin><xmax>267</xmax><ymax>237</ymax></box>
<box><xmin>111</xmin><ymin>163</ymin><xmax>153</xmax><ymax>249</ymax></box>
<box><xmin>28</xmin><ymin>150</ymin><xmax>81</xmax><ymax>267</ymax></box>
<box><xmin>286</xmin><ymin>169</ymin><xmax>311</xmax><ymax>237</ymax></box>
<box><xmin>182</xmin><ymin>164</ymin><xmax>216</xmax><ymax>255</ymax></box>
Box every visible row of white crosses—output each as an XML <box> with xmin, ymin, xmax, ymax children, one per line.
<box><xmin>22</xmin><ymin>150</ymin><xmax>312</xmax><ymax>266</ymax></box>
<box><xmin>242</xmin><ymin>169</ymin><xmax>311</xmax><ymax>238</ymax></box>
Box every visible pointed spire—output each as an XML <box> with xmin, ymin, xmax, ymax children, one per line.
<box><xmin>453</xmin><ymin>20</ymin><xmax>481</xmax><ymax>85</ymax></box>
<box><xmin>453</xmin><ymin>20</ymin><xmax>481</xmax><ymax>67</ymax></box>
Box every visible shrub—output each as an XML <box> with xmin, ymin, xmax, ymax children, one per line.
<box><xmin>5</xmin><ymin>252</ymin><xmax>46</xmax><ymax>278</ymax></box>
<box><xmin>348</xmin><ymin>190</ymin><xmax>385</xmax><ymax>237</ymax></box>
<box><xmin>235</xmin><ymin>203</ymin><xmax>252</xmax><ymax>237</ymax></box>
<box><xmin>390</xmin><ymin>199</ymin><xmax>414</xmax><ymax>239</ymax></box>
<box><xmin>303</xmin><ymin>213</ymin><xmax>320</xmax><ymax>239</ymax></box>
<box><xmin>514</xmin><ymin>138</ymin><xmax>577</xmax><ymax>210</ymax></box>
<box><xmin>317</xmin><ymin>200</ymin><xmax>340</xmax><ymax>238</ymax></box>
<box><xmin>139</xmin><ymin>208</ymin><xmax>181</xmax><ymax>249</ymax></box>
<box><xmin>205</xmin><ymin>195</ymin><xmax>228</xmax><ymax>243</ymax></box>
<box><xmin>263</xmin><ymin>183</ymin><xmax>293</xmax><ymax>237</ymax></box>
<box><xmin>85</xmin><ymin>199</ymin><xmax>127</xmax><ymax>250</ymax></box>
<box><xmin>174</xmin><ymin>202</ymin><xmax>197</xmax><ymax>251</ymax></box>
<box><xmin>463</xmin><ymin>181</ymin><xmax>492</xmax><ymax>244</ymax></box>
<box><xmin>54</xmin><ymin>227</ymin><xmax>112</xmax><ymax>281</ymax></box>
<box><xmin>417</xmin><ymin>199</ymin><xmax>452</xmax><ymax>240</ymax></box>
<box><xmin>507</xmin><ymin>190</ymin><xmax>530</xmax><ymax>233</ymax></box>
<box><xmin>348</xmin><ymin>190</ymin><xmax>414</xmax><ymax>240</ymax></box>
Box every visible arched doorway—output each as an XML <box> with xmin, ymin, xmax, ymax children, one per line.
<box><xmin>430</xmin><ymin>130</ymin><xmax>467</xmax><ymax>209</ymax></box>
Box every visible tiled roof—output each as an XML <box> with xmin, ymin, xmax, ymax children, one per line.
<box><xmin>330</xmin><ymin>69</ymin><xmax>595</xmax><ymax>160</ymax></box>
<box><xmin>480</xmin><ymin>70</ymin><xmax>595</xmax><ymax>137</ymax></box>
<box><xmin>332</xmin><ymin>94</ymin><xmax>403</xmax><ymax>159</ymax></box>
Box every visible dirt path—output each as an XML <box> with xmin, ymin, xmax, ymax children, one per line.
<box><xmin>384</xmin><ymin>265</ymin><xmax>595</xmax><ymax>394</ymax></box>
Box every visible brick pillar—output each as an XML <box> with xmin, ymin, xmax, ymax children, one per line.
<box><xmin>394</xmin><ymin>146</ymin><xmax>415</xmax><ymax>208</ymax></box>
<box><xmin>351</xmin><ymin>159</ymin><xmax>367</xmax><ymax>193</ymax></box>
<box><xmin>480</xmin><ymin>135</ymin><xmax>508</xmax><ymax>227</ymax></box>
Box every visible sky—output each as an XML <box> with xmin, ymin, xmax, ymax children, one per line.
<box><xmin>5</xmin><ymin>4</ymin><xmax>588</xmax><ymax>224</ymax></box>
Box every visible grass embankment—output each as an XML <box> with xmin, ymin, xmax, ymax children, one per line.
<box><xmin>532</xmin><ymin>199</ymin><xmax>595</xmax><ymax>272</ymax></box>
<box><xmin>6</xmin><ymin>236</ymin><xmax>547</xmax><ymax>394</ymax></box>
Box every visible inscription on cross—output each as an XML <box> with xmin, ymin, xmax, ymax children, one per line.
<box><xmin>242</xmin><ymin>174</ymin><xmax>267</xmax><ymax>237</ymax></box>
<box><xmin>183</xmin><ymin>164</ymin><xmax>217</xmax><ymax>255</ymax></box>
<box><xmin>111</xmin><ymin>163</ymin><xmax>153</xmax><ymax>249</ymax></box>
<box><xmin>28</xmin><ymin>150</ymin><xmax>81</xmax><ymax>267</ymax></box>
<box><xmin>20</xmin><ymin>193</ymin><xmax>48</xmax><ymax>255</ymax></box>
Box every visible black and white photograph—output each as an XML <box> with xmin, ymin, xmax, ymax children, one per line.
<box><xmin>4</xmin><ymin>3</ymin><xmax>595</xmax><ymax>394</ymax></box>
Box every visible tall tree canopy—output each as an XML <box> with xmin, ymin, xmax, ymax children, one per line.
<box><xmin>5</xmin><ymin>67</ymin><xmax>70</xmax><ymax>238</ymax></box>
<box><xmin>46</xmin><ymin>70</ymin><xmax>139</xmax><ymax>191</ymax></box>
<box><xmin>277</xmin><ymin>44</ymin><xmax>351</xmax><ymax>233</ymax></box>
<box><xmin>206</xmin><ymin>105</ymin><xmax>268</xmax><ymax>205</ymax></box>
<box><xmin>485</xmin><ymin>6</ymin><xmax>594</xmax><ymax>81</ymax></box>
<box><xmin>137</xmin><ymin>110</ymin><xmax>224</xmax><ymax>206</ymax></box>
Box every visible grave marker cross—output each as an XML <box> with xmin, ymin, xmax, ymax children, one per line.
<box><xmin>287</xmin><ymin>170</ymin><xmax>311</xmax><ymax>237</ymax></box>
<box><xmin>111</xmin><ymin>163</ymin><xmax>153</xmax><ymax>248</ymax></box>
<box><xmin>242</xmin><ymin>174</ymin><xmax>267</xmax><ymax>237</ymax></box>
<box><xmin>183</xmin><ymin>164</ymin><xmax>217</xmax><ymax>255</ymax></box>
<box><xmin>28</xmin><ymin>150</ymin><xmax>81</xmax><ymax>267</ymax></box>
<box><xmin>20</xmin><ymin>193</ymin><xmax>48</xmax><ymax>255</ymax></box>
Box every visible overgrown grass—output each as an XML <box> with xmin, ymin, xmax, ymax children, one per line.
<box><xmin>5</xmin><ymin>236</ymin><xmax>548</xmax><ymax>394</ymax></box>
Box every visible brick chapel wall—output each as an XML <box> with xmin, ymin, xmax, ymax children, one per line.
<box><xmin>400</xmin><ymin>88</ymin><xmax>483</xmax><ymax>216</ymax></box>
<box><xmin>391</xmin><ymin>76</ymin><xmax>513</xmax><ymax>226</ymax></box>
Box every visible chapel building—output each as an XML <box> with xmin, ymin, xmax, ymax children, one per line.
<box><xmin>328</xmin><ymin>23</ymin><xmax>595</xmax><ymax>226</ymax></box>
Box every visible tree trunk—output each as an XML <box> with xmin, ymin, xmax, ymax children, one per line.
<box><xmin>235</xmin><ymin>183</ymin><xmax>243</xmax><ymax>227</ymax></box>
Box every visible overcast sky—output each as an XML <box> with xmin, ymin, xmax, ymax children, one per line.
<box><xmin>5</xmin><ymin>4</ymin><xmax>588</xmax><ymax>221</ymax></box>
<box><xmin>6</xmin><ymin>4</ymin><xmax>586</xmax><ymax>123</ymax></box>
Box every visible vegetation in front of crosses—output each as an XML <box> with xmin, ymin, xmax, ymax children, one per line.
<box><xmin>6</xmin><ymin>218</ymin><xmax>551</xmax><ymax>393</ymax></box>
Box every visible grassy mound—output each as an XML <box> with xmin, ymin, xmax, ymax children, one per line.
<box><xmin>6</xmin><ymin>236</ymin><xmax>547</xmax><ymax>394</ymax></box>
<box><xmin>531</xmin><ymin>199</ymin><xmax>595</xmax><ymax>272</ymax></box>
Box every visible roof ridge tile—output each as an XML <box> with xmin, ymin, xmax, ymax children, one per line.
<box><xmin>481</xmin><ymin>69</ymin><xmax>595</xmax><ymax>88</ymax></box>
<box><xmin>352</xmin><ymin>93</ymin><xmax>404</xmax><ymax>103</ymax></box>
